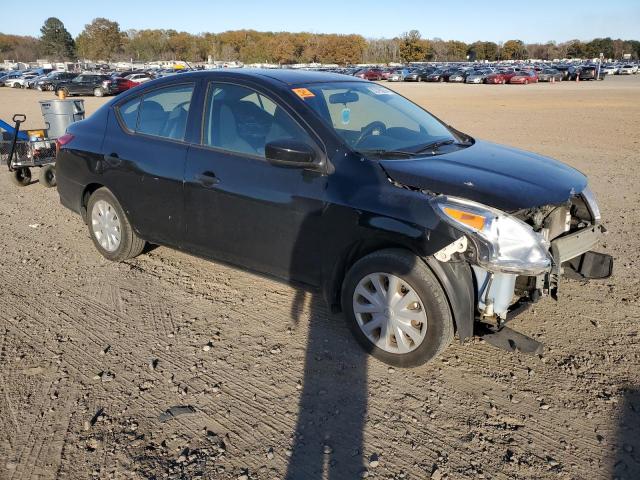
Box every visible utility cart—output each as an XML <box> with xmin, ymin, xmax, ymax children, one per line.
<box><xmin>1</xmin><ymin>114</ymin><xmax>57</xmax><ymax>187</ymax></box>
<box><xmin>1</xmin><ymin>100</ymin><xmax>84</xmax><ymax>188</ymax></box>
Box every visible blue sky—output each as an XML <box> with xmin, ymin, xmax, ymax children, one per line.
<box><xmin>3</xmin><ymin>0</ymin><xmax>639</xmax><ymax>42</ymax></box>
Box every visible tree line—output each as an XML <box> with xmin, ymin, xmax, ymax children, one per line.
<box><xmin>1</xmin><ymin>18</ymin><xmax>639</xmax><ymax>65</ymax></box>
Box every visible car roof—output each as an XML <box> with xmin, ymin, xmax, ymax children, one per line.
<box><xmin>154</xmin><ymin>68</ymin><xmax>368</xmax><ymax>86</ymax></box>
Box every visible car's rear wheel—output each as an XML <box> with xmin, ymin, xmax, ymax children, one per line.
<box><xmin>342</xmin><ymin>249</ymin><xmax>454</xmax><ymax>367</ymax></box>
<box><xmin>38</xmin><ymin>165</ymin><xmax>56</xmax><ymax>188</ymax></box>
<box><xmin>87</xmin><ymin>188</ymin><xmax>146</xmax><ymax>262</ymax></box>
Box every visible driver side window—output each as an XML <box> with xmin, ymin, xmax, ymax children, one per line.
<box><xmin>203</xmin><ymin>83</ymin><xmax>312</xmax><ymax>158</ymax></box>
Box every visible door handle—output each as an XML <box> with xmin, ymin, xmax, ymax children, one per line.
<box><xmin>195</xmin><ymin>171</ymin><xmax>219</xmax><ymax>187</ymax></box>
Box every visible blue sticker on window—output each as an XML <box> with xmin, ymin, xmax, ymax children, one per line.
<box><xmin>341</xmin><ymin>108</ymin><xmax>351</xmax><ymax>125</ymax></box>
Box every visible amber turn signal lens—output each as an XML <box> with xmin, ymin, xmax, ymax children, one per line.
<box><xmin>443</xmin><ymin>207</ymin><xmax>486</xmax><ymax>230</ymax></box>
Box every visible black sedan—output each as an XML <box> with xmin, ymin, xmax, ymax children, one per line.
<box><xmin>56</xmin><ymin>70</ymin><xmax>610</xmax><ymax>366</ymax></box>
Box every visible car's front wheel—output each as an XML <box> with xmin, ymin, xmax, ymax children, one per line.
<box><xmin>87</xmin><ymin>188</ymin><xmax>146</xmax><ymax>261</ymax></box>
<box><xmin>94</xmin><ymin>87</ymin><xmax>104</xmax><ymax>97</ymax></box>
<box><xmin>342</xmin><ymin>249</ymin><xmax>454</xmax><ymax>367</ymax></box>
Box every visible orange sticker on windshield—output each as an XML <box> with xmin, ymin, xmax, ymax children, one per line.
<box><xmin>292</xmin><ymin>87</ymin><xmax>315</xmax><ymax>99</ymax></box>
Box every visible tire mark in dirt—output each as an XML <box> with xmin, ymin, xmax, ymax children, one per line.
<box><xmin>0</xmin><ymin>269</ymin><xmax>298</xmax><ymax>463</ymax></box>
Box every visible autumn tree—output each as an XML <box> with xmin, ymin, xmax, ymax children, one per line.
<box><xmin>0</xmin><ymin>33</ymin><xmax>41</xmax><ymax>61</ymax></box>
<box><xmin>502</xmin><ymin>39</ymin><xmax>527</xmax><ymax>59</ymax></box>
<box><xmin>76</xmin><ymin>18</ymin><xmax>123</xmax><ymax>60</ymax></box>
<box><xmin>445</xmin><ymin>40</ymin><xmax>468</xmax><ymax>61</ymax></box>
<box><xmin>399</xmin><ymin>30</ymin><xmax>427</xmax><ymax>62</ymax></box>
<box><xmin>40</xmin><ymin>17</ymin><xmax>75</xmax><ymax>60</ymax></box>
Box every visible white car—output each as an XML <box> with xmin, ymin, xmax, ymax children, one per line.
<box><xmin>617</xmin><ymin>65</ymin><xmax>635</xmax><ymax>75</ymax></box>
<box><xmin>601</xmin><ymin>65</ymin><xmax>617</xmax><ymax>75</ymax></box>
<box><xmin>125</xmin><ymin>73</ymin><xmax>152</xmax><ymax>83</ymax></box>
<box><xmin>3</xmin><ymin>74</ymin><xmax>37</xmax><ymax>88</ymax></box>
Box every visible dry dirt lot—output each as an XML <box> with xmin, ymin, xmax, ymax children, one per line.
<box><xmin>0</xmin><ymin>76</ymin><xmax>639</xmax><ymax>480</ymax></box>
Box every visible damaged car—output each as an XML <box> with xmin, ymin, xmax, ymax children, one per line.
<box><xmin>56</xmin><ymin>70</ymin><xmax>612</xmax><ymax>367</ymax></box>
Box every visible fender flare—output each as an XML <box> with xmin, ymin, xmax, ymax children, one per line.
<box><xmin>422</xmin><ymin>257</ymin><xmax>475</xmax><ymax>342</ymax></box>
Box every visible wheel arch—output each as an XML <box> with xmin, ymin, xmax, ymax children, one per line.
<box><xmin>80</xmin><ymin>183</ymin><xmax>105</xmax><ymax>222</ymax></box>
<box><xmin>323</xmin><ymin>242</ymin><xmax>475</xmax><ymax>342</ymax></box>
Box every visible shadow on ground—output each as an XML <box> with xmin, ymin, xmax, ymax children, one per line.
<box><xmin>284</xmin><ymin>288</ymin><xmax>368</xmax><ymax>479</ymax></box>
<box><xmin>612</xmin><ymin>388</ymin><xmax>640</xmax><ymax>479</ymax></box>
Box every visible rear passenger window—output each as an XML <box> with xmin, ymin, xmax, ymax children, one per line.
<box><xmin>117</xmin><ymin>84</ymin><xmax>194</xmax><ymax>141</ymax></box>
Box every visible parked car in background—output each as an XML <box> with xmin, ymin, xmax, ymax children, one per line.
<box><xmin>426</xmin><ymin>70</ymin><xmax>446</xmax><ymax>82</ymax></box>
<box><xmin>601</xmin><ymin>65</ymin><xmax>618</xmax><ymax>75</ymax></box>
<box><xmin>576</xmin><ymin>66</ymin><xmax>605</xmax><ymax>81</ymax></box>
<box><xmin>380</xmin><ymin>68</ymin><xmax>395</xmax><ymax>80</ymax></box>
<box><xmin>465</xmin><ymin>69</ymin><xmax>493</xmax><ymax>84</ymax></box>
<box><xmin>354</xmin><ymin>68</ymin><xmax>384</xmax><ymax>81</ymax></box>
<box><xmin>0</xmin><ymin>71</ymin><xmax>24</xmax><ymax>86</ymax></box>
<box><xmin>56</xmin><ymin>74</ymin><xmax>112</xmax><ymax>97</ymax></box>
<box><xmin>387</xmin><ymin>68</ymin><xmax>411</xmax><ymax>82</ymax></box>
<box><xmin>125</xmin><ymin>73</ymin><xmax>153</xmax><ymax>83</ymax></box>
<box><xmin>37</xmin><ymin>72</ymin><xmax>78</xmax><ymax>91</ymax></box>
<box><xmin>537</xmin><ymin>68</ymin><xmax>563</xmax><ymax>82</ymax></box>
<box><xmin>445</xmin><ymin>70</ymin><xmax>466</xmax><ymax>83</ymax></box>
<box><xmin>509</xmin><ymin>70</ymin><xmax>538</xmax><ymax>84</ymax></box>
<box><xmin>404</xmin><ymin>68</ymin><xmax>433</xmax><ymax>82</ymax></box>
<box><xmin>617</xmin><ymin>65</ymin><xmax>635</xmax><ymax>75</ymax></box>
<box><xmin>56</xmin><ymin>69</ymin><xmax>610</xmax><ymax>367</ymax></box>
<box><xmin>101</xmin><ymin>76</ymin><xmax>137</xmax><ymax>96</ymax></box>
<box><xmin>553</xmin><ymin>65</ymin><xmax>577</xmax><ymax>80</ymax></box>
<box><xmin>3</xmin><ymin>73</ymin><xmax>38</xmax><ymax>88</ymax></box>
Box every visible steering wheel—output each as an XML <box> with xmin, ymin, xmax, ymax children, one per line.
<box><xmin>354</xmin><ymin>121</ymin><xmax>387</xmax><ymax>147</ymax></box>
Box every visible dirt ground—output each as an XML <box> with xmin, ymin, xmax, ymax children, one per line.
<box><xmin>0</xmin><ymin>76</ymin><xmax>639</xmax><ymax>480</ymax></box>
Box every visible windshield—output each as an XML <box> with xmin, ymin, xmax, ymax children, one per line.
<box><xmin>299</xmin><ymin>81</ymin><xmax>462</xmax><ymax>155</ymax></box>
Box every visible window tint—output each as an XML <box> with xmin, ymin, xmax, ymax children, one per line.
<box><xmin>119</xmin><ymin>96</ymin><xmax>141</xmax><ymax>131</ymax></box>
<box><xmin>132</xmin><ymin>84</ymin><xmax>194</xmax><ymax>140</ymax></box>
<box><xmin>203</xmin><ymin>83</ymin><xmax>312</xmax><ymax>157</ymax></box>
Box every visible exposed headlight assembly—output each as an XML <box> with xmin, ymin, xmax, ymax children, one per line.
<box><xmin>432</xmin><ymin>196</ymin><xmax>552</xmax><ymax>275</ymax></box>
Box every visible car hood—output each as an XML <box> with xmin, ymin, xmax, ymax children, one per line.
<box><xmin>379</xmin><ymin>140</ymin><xmax>587</xmax><ymax>211</ymax></box>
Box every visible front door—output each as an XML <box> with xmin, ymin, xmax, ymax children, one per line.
<box><xmin>183</xmin><ymin>82</ymin><xmax>327</xmax><ymax>284</ymax></box>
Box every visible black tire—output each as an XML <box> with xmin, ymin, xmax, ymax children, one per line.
<box><xmin>341</xmin><ymin>248</ymin><xmax>454</xmax><ymax>367</ymax></box>
<box><xmin>86</xmin><ymin>188</ymin><xmax>146</xmax><ymax>262</ymax></box>
<box><xmin>94</xmin><ymin>87</ymin><xmax>104</xmax><ymax>97</ymax></box>
<box><xmin>10</xmin><ymin>168</ymin><xmax>31</xmax><ymax>186</ymax></box>
<box><xmin>38</xmin><ymin>164</ymin><xmax>56</xmax><ymax>188</ymax></box>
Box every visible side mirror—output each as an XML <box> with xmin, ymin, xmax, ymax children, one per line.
<box><xmin>265</xmin><ymin>139</ymin><xmax>317</xmax><ymax>168</ymax></box>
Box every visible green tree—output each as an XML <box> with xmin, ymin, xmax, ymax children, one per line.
<box><xmin>399</xmin><ymin>30</ymin><xmax>427</xmax><ymax>62</ymax></box>
<box><xmin>446</xmin><ymin>40</ymin><xmax>468</xmax><ymax>60</ymax></box>
<box><xmin>502</xmin><ymin>39</ymin><xmax>527</xmax><ymax>59</ymax></box>
<box><xmin>565</xmin><ymin>39</ymin><xmax>586</xmax><ymax>58</ymax></box>
<box><xmin>40</xmin><ymin>17</ymin><xmax>75</xmax><ymax>60</ymax></box>
<box><xmin>76</xmin><ymin>18</ymin><xmax>123</xmax><ymax>60</ymax></box>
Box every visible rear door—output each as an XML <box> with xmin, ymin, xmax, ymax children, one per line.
<box><xmin>101</xmin><ymin>81</ymin><xmax>197</xmax><ymax>246</ymax></box>
<box><xmin>183</xmin><ymin>81</ymin><xmax>328</xmax><ymax>283</ymax></box>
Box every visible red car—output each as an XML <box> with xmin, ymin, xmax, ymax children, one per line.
<box><xmin>485</xmin><ymin>69</ymin><xmax>517</xmax><ymax>84</ymax></box>
<box><xmin>102</xmin><ymin>77</ymin><xmax>137</xmax><ymax>96</ymax></box>
<box><xmin>354</xmin><ymin>68</ymin><xmax>384</xmax><ymax>81</ymax></box>
<box><xmin>509</xmin><ymin>70</ymin><xmax>538</xmax><ymax>84</ymax></box>
<box><xmin>380</xmin><ymin>68</ymin><xmax>395</xmax><ymax>80</ymax></box>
